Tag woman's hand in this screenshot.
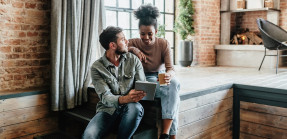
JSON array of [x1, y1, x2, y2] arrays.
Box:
[[136, 51, 147, 63], [164, 72, 172, 84]]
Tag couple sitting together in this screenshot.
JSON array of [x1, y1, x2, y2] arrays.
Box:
[[82, 4, 180, 139]]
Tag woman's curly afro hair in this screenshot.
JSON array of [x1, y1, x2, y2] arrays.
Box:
[[134, 4, 160, 29]]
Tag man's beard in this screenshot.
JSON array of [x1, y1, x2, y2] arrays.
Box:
[[115, 46, 127, 55]]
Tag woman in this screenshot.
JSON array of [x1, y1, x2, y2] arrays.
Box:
[[128, 4, 180, 139]]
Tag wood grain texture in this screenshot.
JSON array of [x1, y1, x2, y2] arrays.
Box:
[[0, 94, 48, 112], [0, 117, 58, 138], [240, 101, 287, 116], [179, 97, 233, 126], [240, 132, 267, 139], [180, 89, 233, 112], [178, 110, 232, 139], [0, 105, 51, 127], [240, 121, 287, 138], [189, 121, 232, 139], [240, 109, 287, 130]]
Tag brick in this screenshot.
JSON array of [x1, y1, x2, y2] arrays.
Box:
[[19, 31, 26, 37], [0, 46, 12, 53], [5, 54, 21, 59], [26, 73, 36, 79], [27, 31, 39, 37], [2, 60, 15, 67], [3, 75, 13, 81], [4, 39, 21, 45], [26, 9, 45, 17], [0, 0, 11, 5], [14, 75, 24, 80], [37, 3, 50, 10], [12, 16, 25, 23], [25, 17, 49, 25], [13, 80, 25, 86], [13, 46, 24, 52], [25, 2, 37, 9], [25, 46, 37, 52], [9, 8, 25, 15], [5, 23, 21, 30], [12, 1, 24, 8], [0, 8, 8, 15]]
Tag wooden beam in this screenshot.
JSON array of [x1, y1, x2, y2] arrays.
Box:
[[240, 109, 287, 130], [179, 97, 233, 126], [240, 121, 287, 138], [178, 110, 232, 138], [0, 117, 58, 138], [240, 101, 287, 116], [1, 94, 48, 112], [180, 89, 233, 112]]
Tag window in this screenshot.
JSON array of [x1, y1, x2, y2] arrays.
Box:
[[104, 0, 175, 61]]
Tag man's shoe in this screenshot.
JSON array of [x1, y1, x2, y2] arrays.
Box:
[[159, 134, 170, 139]]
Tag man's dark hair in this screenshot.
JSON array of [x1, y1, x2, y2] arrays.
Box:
[[134, 4, 160, 29], [99, 26, 123, 50]]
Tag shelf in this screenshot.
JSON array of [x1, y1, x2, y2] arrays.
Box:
[[215, 45, 265, 51], [221, 8, 280, 13]]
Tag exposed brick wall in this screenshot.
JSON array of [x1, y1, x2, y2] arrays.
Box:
[[231, 12, 266, 34], [0, 0, 50, 91], [231, 1, 287, 37], [280, 0, 287, 30], [192, 0, 220, 66], [190, 0, 287, 66]]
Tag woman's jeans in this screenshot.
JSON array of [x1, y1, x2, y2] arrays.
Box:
[[145, 73, 181, 135], [82, 103, 144, 139]]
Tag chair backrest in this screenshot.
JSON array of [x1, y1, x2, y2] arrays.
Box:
[[257, 18, 287, 50]]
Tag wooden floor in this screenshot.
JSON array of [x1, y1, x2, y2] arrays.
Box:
[[175, 66, 287, 94]]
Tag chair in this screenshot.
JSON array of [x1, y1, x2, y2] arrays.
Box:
[[256, 18, 287, 74]]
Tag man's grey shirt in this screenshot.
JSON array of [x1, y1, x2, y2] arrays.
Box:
[[91, 52, 146, 115]]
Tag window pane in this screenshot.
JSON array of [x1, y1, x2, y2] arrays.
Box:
[[144, 0, 153, 5], [106, 11, 117, 27], [123, 30, 131, 39], [132, 0, 143, 9], [165, 32, 174, 48], [155, 0, 164, 12], [118, 12, 130, 29], [131, 15, 138, 29], [104, 0, 116, 7], [119, 0, 130, 8], [131, 30, 140, 38], [165, 14, 174, 30], [157, 14, 164, 25], [165, 0, 174, 13]]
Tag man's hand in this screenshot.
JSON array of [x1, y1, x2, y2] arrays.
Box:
[[136, 51, 147, 63], [119, 89, 146, 104], [128, 89, 146, 102]]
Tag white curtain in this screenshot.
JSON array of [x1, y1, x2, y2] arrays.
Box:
[[51, 0, 105, 111]]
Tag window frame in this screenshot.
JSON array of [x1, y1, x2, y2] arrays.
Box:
[[104, 0, 175, 63]]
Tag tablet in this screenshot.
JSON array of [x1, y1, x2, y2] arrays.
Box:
[[135, 81, 157, 101]]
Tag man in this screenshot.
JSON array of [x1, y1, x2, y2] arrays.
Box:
[[82, 26, 146, 139]]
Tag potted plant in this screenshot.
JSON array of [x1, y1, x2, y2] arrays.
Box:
[[174, 0, 195, 66], [156, 24, 165, 38]]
